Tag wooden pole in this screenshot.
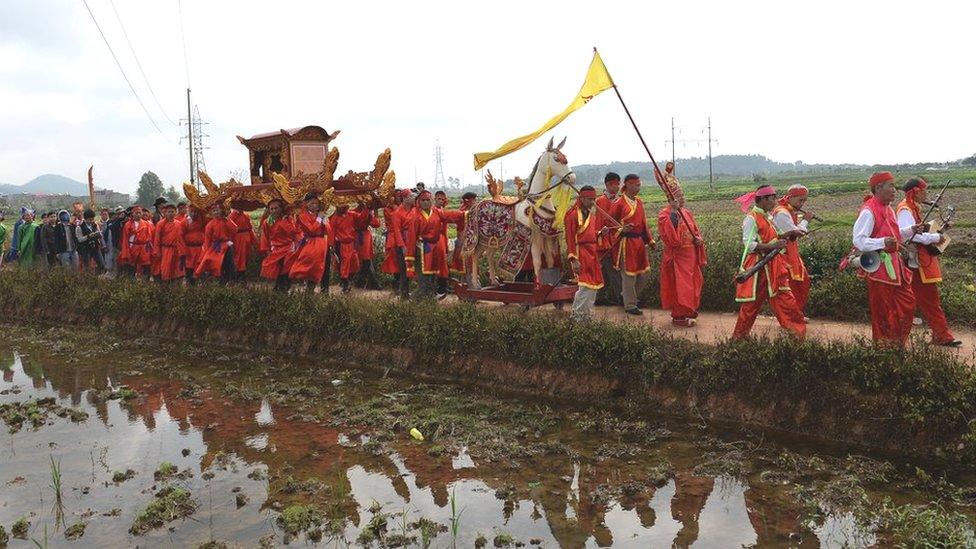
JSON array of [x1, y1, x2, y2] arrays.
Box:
[[595, 47, 696, 237]]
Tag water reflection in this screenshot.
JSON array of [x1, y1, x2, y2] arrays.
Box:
[[0, 346, 880, 547]]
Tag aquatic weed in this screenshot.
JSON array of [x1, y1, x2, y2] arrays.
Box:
[[129, 487, 198, 535]]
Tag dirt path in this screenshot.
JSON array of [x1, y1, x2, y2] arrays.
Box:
[[356, 289, 976, 364]]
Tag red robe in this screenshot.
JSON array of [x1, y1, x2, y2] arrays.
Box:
[[259, 215, 301, 280], [564, 204, 606, 289], [194, 217, 238, 278], [610, 194, 653, 275], [437, 208, 467, 276], [228, 210, 256, 273], [896, 198, 953, 344], [860, 196, 915, 345], [595, 193, 618, 257], [329, 209, 368, 279], [288, 211, 329, 282], [119, 218, 153, 268], [183, 212, 208, 272], [380, 206, 402, 274], [406, 208, 447, 276], [153, 218, 187, 281], [657, 206, 706, 319], [353, 205, 381, 261], [732, 207, 806, 339]]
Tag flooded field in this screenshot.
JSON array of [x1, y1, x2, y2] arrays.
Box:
[[1, 324, 975, 548]]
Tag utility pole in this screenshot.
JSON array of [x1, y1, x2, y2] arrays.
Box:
[[185, 88, 194, 187], [191, 104, 209, 176], [671, 116, 676, 171], [433, 140, 447, 189], [707, 116, 716, 193]]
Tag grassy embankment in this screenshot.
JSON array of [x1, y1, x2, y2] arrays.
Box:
[[1, 269, 975, 463]]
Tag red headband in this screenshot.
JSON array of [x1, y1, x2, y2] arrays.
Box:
[[578, 189, 596, 199], [733, 186, 776, 213], [417, 190, 432, 200], [779, 185, 808, 206], [869, 171, 894, 189]]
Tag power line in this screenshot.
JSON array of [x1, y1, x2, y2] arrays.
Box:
[[80, 0, 172, 142], [106, 0, 177, 126], [177, 0, 191, 87]]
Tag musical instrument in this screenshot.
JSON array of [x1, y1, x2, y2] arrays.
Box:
[[733, 229, 807, 283], [797, 208, 823, 223], [904, 180, 954, 259], [923, 205, 954, 256]]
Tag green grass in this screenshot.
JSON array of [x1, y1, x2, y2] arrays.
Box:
[[2, 269, 976, 463]]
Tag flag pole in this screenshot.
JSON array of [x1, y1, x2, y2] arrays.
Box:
[[596, 47, 696, 237]]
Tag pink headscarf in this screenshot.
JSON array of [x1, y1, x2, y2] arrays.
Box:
[[733, 185, 776, 213]]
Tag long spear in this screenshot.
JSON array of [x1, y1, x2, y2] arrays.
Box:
[[597, 47, 697, 239]]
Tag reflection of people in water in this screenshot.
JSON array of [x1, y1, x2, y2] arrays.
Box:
[[671, 472, 715, 547]]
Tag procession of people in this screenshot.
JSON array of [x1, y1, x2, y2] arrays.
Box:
[[0, 170, 962, 349]]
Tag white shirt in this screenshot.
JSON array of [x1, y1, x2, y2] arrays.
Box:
[[852, 208, 917, 252], [896, 208, 940, 245], [741, 213, 763, 253], [772, 210, 808, 234]]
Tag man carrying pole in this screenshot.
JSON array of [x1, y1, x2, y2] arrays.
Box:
[[732, 185, 806, 339], [609, 174, 655, 315], [657, 184, 706, 327]]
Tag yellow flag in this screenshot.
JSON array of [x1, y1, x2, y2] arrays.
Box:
[[473, 51, 614, 170]]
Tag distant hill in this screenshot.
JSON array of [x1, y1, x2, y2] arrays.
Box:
[[0, 174, 90, 196], [571, 155, 875, 185]]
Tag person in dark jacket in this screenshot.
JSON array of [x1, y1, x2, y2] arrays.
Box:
[[76, 209, 105, 273]]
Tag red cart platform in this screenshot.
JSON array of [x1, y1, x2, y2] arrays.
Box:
[[451, 281, 578, 307]]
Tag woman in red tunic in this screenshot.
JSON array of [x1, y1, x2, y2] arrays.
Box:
[[259, 198, 302, 292], [288, 193, 329, 292], [152, 203, 187, 283], [194, 203, 238, 282]]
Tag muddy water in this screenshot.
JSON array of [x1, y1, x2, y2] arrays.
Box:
[[0, 326, 973, 548]]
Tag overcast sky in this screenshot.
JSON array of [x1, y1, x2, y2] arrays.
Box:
[[2, 0, 973, 194]]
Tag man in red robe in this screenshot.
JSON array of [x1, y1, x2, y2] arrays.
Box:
[[182, 207, 207, 285], [405, 191, 447, 299], [152, 203, 187, 283], [852, 172, 921, 346], [353, 202, 381, 289], [448, 192, 477, 284], [433, 191, 467, 298], [327, 205, 369, 293], [732, 185, 806, 339], [228, 209, 256, 282], [896, 177, 960, 346], [386, 191, 415, 298], [596, 172, 622, 306], [259, 198, 301, 292], [771, 185, 813, 314], [610, 174, 655, 315], [566, 186, 608, 321], [289, 193, 329, 292], [119, 205, 154, 279], [657, 189, 707, 327], [194, 203, 238, 283]]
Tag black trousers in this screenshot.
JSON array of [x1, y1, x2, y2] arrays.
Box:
[[355, 259, 380, 289], [394, 248, 410, 298]]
